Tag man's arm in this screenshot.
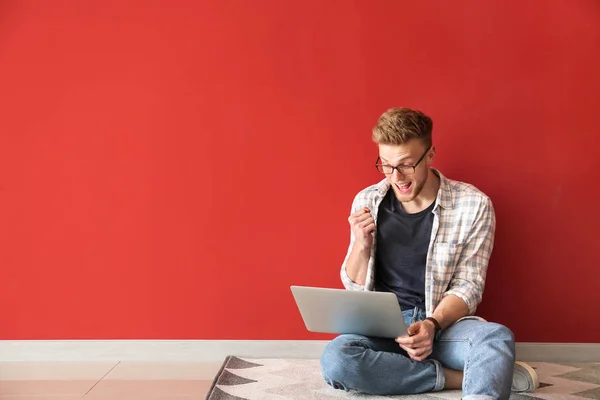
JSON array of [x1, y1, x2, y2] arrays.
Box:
[[397, 197, 496, 361], [341, 206, 375, 289], [442, 196, 496, 315], [344, 243, 371, 285], [396, 294, 469, 361], [428, 294, 469, 329]]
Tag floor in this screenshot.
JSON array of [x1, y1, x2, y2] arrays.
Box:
[[4, 361, 600, 399], [0, 361, 223, 399]]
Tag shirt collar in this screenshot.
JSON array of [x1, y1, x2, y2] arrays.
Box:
[[433, 168, 453, 210]]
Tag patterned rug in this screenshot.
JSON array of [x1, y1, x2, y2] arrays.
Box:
[[205, 356, 600, 400]]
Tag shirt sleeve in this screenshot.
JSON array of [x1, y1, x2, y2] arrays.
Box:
[[443, 196, 496, 315], [340, 194, 367, 291]]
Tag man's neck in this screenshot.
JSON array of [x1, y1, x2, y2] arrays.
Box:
[[401, 169, 441, 214]]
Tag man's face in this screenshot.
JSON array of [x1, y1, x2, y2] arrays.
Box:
[[377, 140, 434, 203]]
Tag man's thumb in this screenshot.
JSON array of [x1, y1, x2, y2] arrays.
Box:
[[407, 322, 420, 336]]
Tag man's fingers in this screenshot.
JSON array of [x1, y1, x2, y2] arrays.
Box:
[[358, 219, 375, 229], [408, 334, 431, 346], [350, 208, 370, 216], [406, 339, 427, 348], [363, 223, 375, 233], [412, 349, 433, 362], [395, 336, 414, 346], [399, 344, 426, 357], [349, 213, 372, 225], [355, 223, 375, 237], [396, 329, 427, 346], [411, 352, 431, 362], [397, 339, 428, 349], [399, 344, 432, 361], [407, 322, 422, 336], [349, 213, 375, 237], [348, 208, 371, 220], [355, 214, 374, 224], [412, 347, 430, 357], [398, 344, 412, 354]]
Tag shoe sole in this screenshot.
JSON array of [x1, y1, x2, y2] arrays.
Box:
[[514, 361, 540, 391]]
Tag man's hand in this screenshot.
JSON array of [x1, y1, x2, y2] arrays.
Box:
[[348, 208, 375, 249], [395, 320, 436, 362]]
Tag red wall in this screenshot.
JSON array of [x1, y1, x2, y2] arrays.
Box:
[[1, 1, 599, 342]]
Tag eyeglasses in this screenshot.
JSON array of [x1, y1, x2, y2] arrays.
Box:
[[375, 146, 431, 176]]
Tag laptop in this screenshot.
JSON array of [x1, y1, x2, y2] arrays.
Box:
[[290, 285, 408, 338]]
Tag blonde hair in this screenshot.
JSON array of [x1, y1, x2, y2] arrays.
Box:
[[372, 108, 433, 147]]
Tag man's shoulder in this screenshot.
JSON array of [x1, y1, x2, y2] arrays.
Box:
[[355, 179, 387, 196], [350, 179, 389, 208], [440, 173, 493, 209], [446, 177, 490, 199]]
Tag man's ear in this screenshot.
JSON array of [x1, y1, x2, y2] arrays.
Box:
[[427, 146, 436, 164]]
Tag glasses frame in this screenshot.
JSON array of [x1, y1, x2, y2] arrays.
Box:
[[375, 146, 432, 176]]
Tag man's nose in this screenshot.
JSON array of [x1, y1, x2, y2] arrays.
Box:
[[391, 168, 405, 182]]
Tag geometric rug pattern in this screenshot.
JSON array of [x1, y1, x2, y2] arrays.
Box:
[[205, 356, 600, 400]]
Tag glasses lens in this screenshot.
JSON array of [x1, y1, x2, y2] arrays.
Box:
[[376, 164, 392, 174], [376, 164, 415, 175]]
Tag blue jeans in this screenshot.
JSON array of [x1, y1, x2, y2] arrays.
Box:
[[320, 307, 516, 400]]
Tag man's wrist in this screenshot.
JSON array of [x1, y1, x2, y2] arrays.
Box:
[[353, 241, 372, 253], [424, 317, 442, 333]]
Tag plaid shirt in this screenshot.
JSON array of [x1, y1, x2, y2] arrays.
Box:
[[340, 169, 496, 318]]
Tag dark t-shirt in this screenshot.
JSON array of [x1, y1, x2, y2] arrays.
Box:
[[374, 189, 435, 311]]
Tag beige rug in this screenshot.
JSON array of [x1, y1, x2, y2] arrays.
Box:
[[205, 356, 600, 400]]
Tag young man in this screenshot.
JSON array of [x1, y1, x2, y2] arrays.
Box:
[[320, 108, 538, 399]]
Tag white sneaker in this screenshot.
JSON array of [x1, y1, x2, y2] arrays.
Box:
[[512, 361, 539, 392]]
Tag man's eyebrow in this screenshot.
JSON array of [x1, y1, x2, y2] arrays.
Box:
[[381, 155, 413, 164]]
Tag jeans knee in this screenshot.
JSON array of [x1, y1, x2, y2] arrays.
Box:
[[320, 335, 362, 390], [489, 323, 515, 343], [479, 323, 516, 360]]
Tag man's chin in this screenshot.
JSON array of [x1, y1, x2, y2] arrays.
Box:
[[398, 194, 418, 203]]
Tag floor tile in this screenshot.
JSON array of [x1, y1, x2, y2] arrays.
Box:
[[104, 362, 222, 380], [82, 379, 213, 400], [0, 396, 81, 400], [0, 363, 117, 381], [84, 395, 197, 400], [0, 380, 96, 396]]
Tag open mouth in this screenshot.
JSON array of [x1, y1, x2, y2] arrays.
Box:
[[395, 182, 412, 194]]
